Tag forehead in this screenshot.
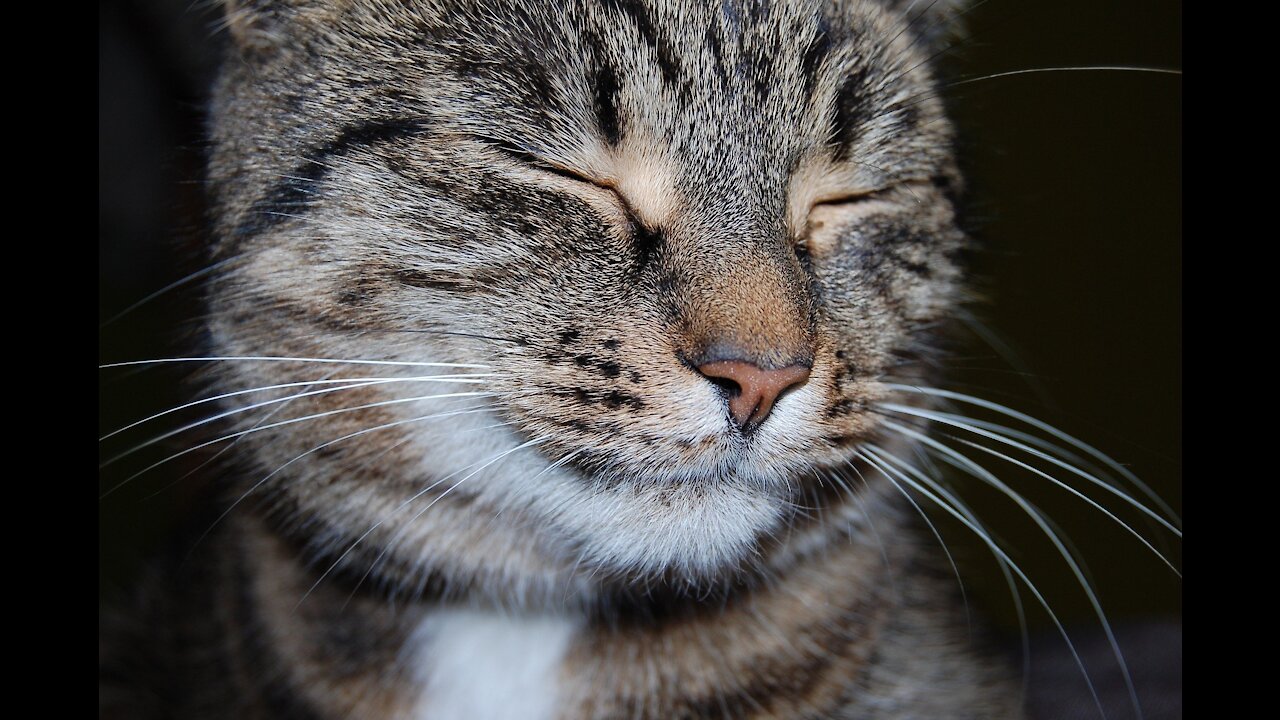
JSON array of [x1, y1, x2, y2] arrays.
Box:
[[319, 0, 947, 179]]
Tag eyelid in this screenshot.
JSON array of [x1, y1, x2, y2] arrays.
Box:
[[533, 162, 611, 191], [801, 185, 903, 255], [474, 136, 612, 191], [477, 137, 652, 233], [810, 187, 885, 208]]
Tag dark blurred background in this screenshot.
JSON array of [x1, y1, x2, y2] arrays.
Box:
[[938, 1, 1182, 635], [100, 0, 1180, 670]]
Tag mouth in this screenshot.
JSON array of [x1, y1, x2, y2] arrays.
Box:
[[546, 414, 833, 491]]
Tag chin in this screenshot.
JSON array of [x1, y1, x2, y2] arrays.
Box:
[[540, 464, 790, 583]]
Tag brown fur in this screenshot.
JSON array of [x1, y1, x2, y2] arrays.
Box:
[[103, 1, 1033, 717]]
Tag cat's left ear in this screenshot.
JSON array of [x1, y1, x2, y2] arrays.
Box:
[[876, 0, 970, 51]]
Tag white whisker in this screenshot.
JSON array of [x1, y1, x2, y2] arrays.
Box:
[[880, 404, 1181, 538], [933, 416, 1120, 497], [850, 446, 1110, 720], [100, 374, 494, 443], [100, 356, 491, 370], [99, 391, 495, 498], [100, 256, 244, 328], [297, 418, 529, 608], [945, 433, 1181, 577], [884, 384, 1180, 525], [862, 443, 1032, 697], [140, 372, 341, 501], [339, 436, 549, 608], [186, 404, 501, 567], [946, 65, 1181, 89], [877, 421, 1143, 720], [835, 460, 899, 595], [853, 449, 972, 633]]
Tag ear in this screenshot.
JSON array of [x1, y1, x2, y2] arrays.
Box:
[[219, 0, 297, 57], [877, 0, 970, 52]]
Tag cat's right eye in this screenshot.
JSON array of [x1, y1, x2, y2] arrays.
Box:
[[533, 163, 614, 193], [476, 136, 610, 191]]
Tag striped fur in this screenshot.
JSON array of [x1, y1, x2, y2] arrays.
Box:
[[104, 1, 1028, 717]]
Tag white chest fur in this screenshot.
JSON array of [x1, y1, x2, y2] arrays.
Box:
[[406, 608, 578, 720]]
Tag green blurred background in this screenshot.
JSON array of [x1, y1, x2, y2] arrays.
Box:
[[100, 0, 1180, 637]]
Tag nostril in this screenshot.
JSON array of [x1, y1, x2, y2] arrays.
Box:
[[706, 375, 741, 398]]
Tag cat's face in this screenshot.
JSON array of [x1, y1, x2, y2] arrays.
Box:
[[205, 0, 966, 590]]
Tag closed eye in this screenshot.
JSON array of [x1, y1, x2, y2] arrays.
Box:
[[472, 135, 658, 242], [473, 135, 612, 191], [526, 157, 608, 189], [801, 186, 905, 257], [810, 188, 885, 208]]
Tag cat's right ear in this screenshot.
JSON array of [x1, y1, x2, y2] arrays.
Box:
[[219, 0, 296, 59]]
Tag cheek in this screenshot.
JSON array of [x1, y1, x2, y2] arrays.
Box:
[[808, 209, 963, 323]]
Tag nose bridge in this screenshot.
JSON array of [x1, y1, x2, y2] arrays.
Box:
[[670, 215, 815, 369]]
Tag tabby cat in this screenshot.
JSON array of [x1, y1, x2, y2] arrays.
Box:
[[99, 1, 1179, 718]]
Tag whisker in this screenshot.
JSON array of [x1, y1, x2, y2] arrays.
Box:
[[99, 391, 496, 498], [943, 432, 1181, 578], [859, 444, 1031, 705], [876, 406, 1178, 584], [100, 374, 494, 443], [139, 371, 341, 501], [946, 65, 1181, 90], [880, 405, 1181, 539], [338, 329, 526, 345], [101, 379, 494, 469], [834, 461, 899, 596], [882, 415, 1179, 578], [465, 446, 585, 558], [100, 356, 491, 370], [885, 61, 1181, 119], [853, 449, 972, 634], [338, 436, 549, 608], [853, 441, 1110, 720], [930, 416, 1118, 494], [296, 417, 534, 608], [100, 255, 244, 329], [184, 403, 501, 568], [879, 420, 1143, 720], [884, 383, 1180, 525]]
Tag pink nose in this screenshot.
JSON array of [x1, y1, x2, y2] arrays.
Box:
[[696, 360, 811, 431]]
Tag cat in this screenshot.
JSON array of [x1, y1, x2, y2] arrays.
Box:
[[99, 1, 1180, 718]]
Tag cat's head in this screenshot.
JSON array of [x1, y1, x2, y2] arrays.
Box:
[[206, 0, 967, 597]]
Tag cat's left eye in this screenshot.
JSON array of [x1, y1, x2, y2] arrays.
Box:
[[810, 188, 884, 209], [801, 187, 902, 256]]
